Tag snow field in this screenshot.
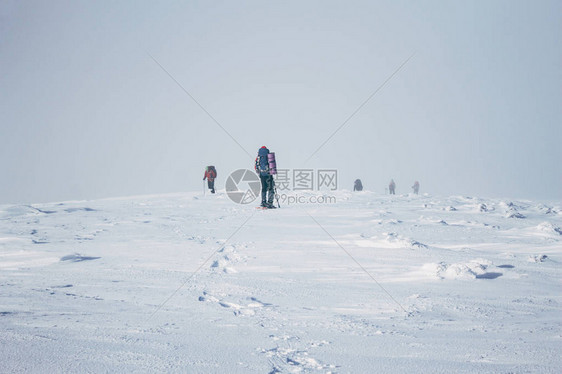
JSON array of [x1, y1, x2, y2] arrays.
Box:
[[0, 191, 561, 372]]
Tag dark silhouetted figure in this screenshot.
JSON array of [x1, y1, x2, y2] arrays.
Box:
[[203, 166, 217, 194], [354, 179, 363, 191], [389, 179, 396, 195], [255, 146, 275, 208], [412, 181, 420, 194]]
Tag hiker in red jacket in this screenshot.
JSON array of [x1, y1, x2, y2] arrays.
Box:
[[203, 166, 217, 194]]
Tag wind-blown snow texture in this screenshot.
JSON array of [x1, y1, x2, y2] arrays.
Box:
[[1, 191, 560, 373]]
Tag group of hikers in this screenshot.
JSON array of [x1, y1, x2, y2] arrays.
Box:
[[204, 146, 421, 208], [354, 179, 420, 195], [203, 146, 277, 209]]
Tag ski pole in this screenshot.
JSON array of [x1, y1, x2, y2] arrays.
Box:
[[273, 180, 280, 208]]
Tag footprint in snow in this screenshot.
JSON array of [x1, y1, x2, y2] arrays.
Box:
[[64, 207, 96, 213], [218, 244, 235, 253], [223, 267, 238, 274], [210, 243, 247, 272], [210, 256, 230, 269], [262, 336, 335, 373], [199, 293, 269, 316], [528, 254, 548, 263], [60, 253, 101, 262], [217, 299, 256, 316]]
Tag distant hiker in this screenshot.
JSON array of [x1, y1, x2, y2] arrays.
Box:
[[412, 181, 420, 194], [389, 179, 396, 195], [354, 179, 363, 191], [255, 146, 276, 208], [203, 165, 217, 194]]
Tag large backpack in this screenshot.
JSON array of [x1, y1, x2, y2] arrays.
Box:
[[255, 147, 270, 177], [207, 166, 217, 179]]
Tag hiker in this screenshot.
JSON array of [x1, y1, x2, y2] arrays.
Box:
[[389, 179, 396, 195], [203, 165, 217, 194], [354, 179, 363, 191], [255, 146, 276, 208], [412, 181, 420, 194]]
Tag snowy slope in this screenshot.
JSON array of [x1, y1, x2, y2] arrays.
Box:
[[1, 191, 561, 373]]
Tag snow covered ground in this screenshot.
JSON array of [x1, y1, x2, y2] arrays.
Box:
[[1, 191, 561, 373]]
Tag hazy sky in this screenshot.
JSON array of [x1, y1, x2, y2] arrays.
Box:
[[1, 0, 560, 204]]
